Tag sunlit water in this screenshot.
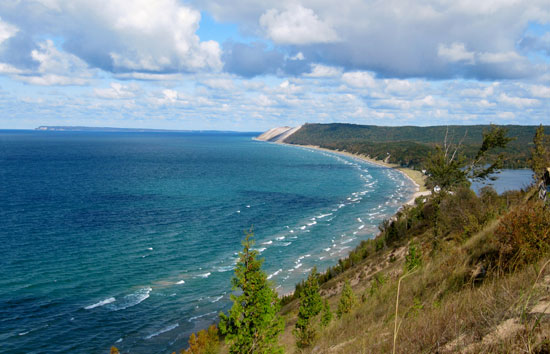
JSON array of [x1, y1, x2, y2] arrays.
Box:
[[0, 130, 416, 353]]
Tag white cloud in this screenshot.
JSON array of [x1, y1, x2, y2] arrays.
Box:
[[438, 42, 475, 63], [305, 64, 341, 78], [94, 82, 139, 99], [16, 40, 93, 86], [0, 17, 17, 45], [259, 5, 339, 45], [499, 93, 539, 108], [342, 71, 376, 88], [103, 0, 222, 72], [529, 84, 550, 98]]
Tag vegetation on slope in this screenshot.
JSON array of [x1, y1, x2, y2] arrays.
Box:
[[285, 123, 549, 169]]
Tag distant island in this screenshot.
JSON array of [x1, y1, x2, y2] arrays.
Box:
[[35, 126, 245, 133]]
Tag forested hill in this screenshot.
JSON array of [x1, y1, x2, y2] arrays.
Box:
[[284, 123, 548, 169]]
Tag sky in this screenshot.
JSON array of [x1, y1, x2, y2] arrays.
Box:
[[0, 0, 549, 131]]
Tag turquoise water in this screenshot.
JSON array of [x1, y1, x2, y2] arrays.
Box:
[[0, 131, 415, 353]]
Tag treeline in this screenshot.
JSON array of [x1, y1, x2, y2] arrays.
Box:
[[284, 123, 548, 169]]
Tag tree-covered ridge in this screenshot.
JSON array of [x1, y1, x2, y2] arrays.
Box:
[[284, 123, 549, 168]]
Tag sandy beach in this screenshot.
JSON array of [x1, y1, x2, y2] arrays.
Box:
[[277, 143, 431, 206]]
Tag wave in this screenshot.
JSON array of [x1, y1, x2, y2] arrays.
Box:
[[276, 236, 285, 240], [176, 280, 185, 285], [357, 217, 363, 223], [307, 221, 317, 226], [358, 225, 365, 230], [111, 288, 152, 311], [267, 269, 283, 280], [299, 225, 306, 230], [85, 297, 116, 310], [317, 213, 333, 219], [145, 323, 179, 340], [188, 311, 217, 322], [216, 266, 234, 272], [280, 242, 291, 247], [197, 273, 211, 278], [261, 240, 273, 245], [211, 295, 224, 303], [256, 247, 266, 253]]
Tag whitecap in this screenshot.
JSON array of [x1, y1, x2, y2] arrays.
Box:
[[147, 247, 153, 251], [145, 323, 179, 340], [111, 288, 151, 311], [116, 338, 123, 343], [246, 205, 251, 208], [324, 247, 331, 251], [267, 269, 283, 280], [307, 221, 317, 226], [317, 213, 333, 219], [276, 236, 285, 240], [338, 204, 345, 208], [256, 248, 266, 253], [280, 242, 291, 246], [236, 210, 241, 213], [18, 331, 29, 336], [216, 266, 234, 272], [299, 226, 306, 230], [198, 273, 211, 278], [261, 240, 273, 245], [357, 217, 363, 223], [211, 295, 223, 303], [176, 280, 185, 285], [294, 263, 302, 269], [358, 225, 365, 230], [289, 230, 294, 233], [85, 297, 116, 310]]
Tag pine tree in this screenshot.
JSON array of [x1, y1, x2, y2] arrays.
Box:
[[337, 280, 356, 318], [219, 231, 284, 354], [320, 299, 332, 328], [530, 124, 549, 181], [293, 267, 323, 347]]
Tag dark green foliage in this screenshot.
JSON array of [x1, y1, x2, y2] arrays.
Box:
[[219, 232, 284, 354], [320, 299, 332, 328], [337, 280, 356, 318], [529, 124, 550, 181], [285, 123, 547, 169], [294, 268, 323, 348]]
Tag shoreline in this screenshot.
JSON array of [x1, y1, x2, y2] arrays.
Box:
[[277, 142, 430, 206]]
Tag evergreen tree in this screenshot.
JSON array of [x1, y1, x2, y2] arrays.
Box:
[[530, 124, 549, 181], [320, 299, 332, 328], [293, 267, 323, 347], [219, 231, 284, 354], [337, 280, 356, 318]]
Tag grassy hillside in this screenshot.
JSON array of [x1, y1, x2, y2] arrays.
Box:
[[285, 123, 549, 169], [274, 185, 550, 353]]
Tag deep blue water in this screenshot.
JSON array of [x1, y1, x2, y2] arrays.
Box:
[[471, 169, 534, 194], [0, 131, 416, 354]]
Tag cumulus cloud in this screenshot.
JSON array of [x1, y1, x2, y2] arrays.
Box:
[[0, 0, 221, 75], [94, 82, 139, 99], [259, 5, 338, 45], [438, 43, 475, 64], [16, 40, 93, 85], [192, 0, 550, 79], [342, 71, 376, 88], [0, 17, 17, 45]]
